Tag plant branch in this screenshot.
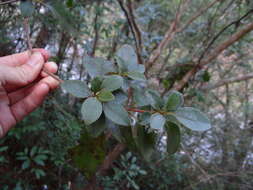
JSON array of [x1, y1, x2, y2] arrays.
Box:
[[117, 0, 143, 64], [198, 8, 253, 63], [0, 0, 19, 5], [174, 21, 253, 91], [23, 17, 63, 83], [126, 0, 143, 65], [145, 0, 220, 72], [201, 72, 253, 91]]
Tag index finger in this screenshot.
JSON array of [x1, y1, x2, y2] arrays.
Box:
[[0, 48, 50, 66]]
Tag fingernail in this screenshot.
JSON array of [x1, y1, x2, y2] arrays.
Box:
[[27, 52, 43, 67]]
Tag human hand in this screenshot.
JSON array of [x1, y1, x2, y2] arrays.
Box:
[[0, 49, 60, 138]]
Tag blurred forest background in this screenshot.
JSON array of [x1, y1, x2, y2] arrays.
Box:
[[0, 0, 253, 189]]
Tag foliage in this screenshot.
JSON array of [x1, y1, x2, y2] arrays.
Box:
[[1, 0, 253, 189]]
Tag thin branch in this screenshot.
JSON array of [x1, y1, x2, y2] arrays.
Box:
[[23, 17, 63, 83], [198, 8, 253, 63], [201, 72, 253, 90], [0, 0, 19, 5], [91, 11, 99, 56], [117, 0, 142, 64], [145, 0, 183, 71], [174, 21, 253, 91], [126, 0, 143, 64], [145, 0, 220, 72]]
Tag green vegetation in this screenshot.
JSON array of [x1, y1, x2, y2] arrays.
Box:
[[1, 0, 253, 189]]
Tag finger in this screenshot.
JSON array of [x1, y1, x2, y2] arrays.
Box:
[[11, 83, 50, 122], [0, 96, 17, 138], [0, 105, 17, 138], [9, 75, 60, 105], [0, 49, 50, 67], [3, 52, 45, 92], [41, 62, 58, 77]]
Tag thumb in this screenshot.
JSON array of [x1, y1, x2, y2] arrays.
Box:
[[3, 52, 45, 87]]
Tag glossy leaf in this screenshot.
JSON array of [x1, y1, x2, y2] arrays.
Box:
[[101, 75, 123, 91], [81, 97, 102, 125], [166, 122, 181, 154], [103, 102, 130, 126], [97, 90, 115, 102], [150, 113, 166, 131], [175, 107, 211, 131], [165, 90, 184, 111], [61, 80, 91, 98]]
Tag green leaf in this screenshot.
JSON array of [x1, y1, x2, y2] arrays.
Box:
[[0, 146, 8, 152], [84, 56, 116, 78], [61, 80, 91, 98], [33, 156, 45, 166], [97, 90, 115, 102], [116, 45, 145, 73], [103, 102, 130, 126], [175, 107, 211, 131], [20, 1, 34, 17], [166, 122, 181, 154], [147, 90, 164, 110], [33, 169, 46, 179], [69, 132, 106, 178], [101, 75, 123, 91], [106, 120, 123, 142], [133, 87, 150, 107], [91, 77, 103, 93], [87, 115, 106, 138], [125, 72, 146, 81], [136, 126, 157, 161], [81, 97, 102, 125], [66, 0, 73, 8], [165, 90, 184, 111], [22, 160, 30, 170], [150, 113, 166, 131], [47, 1, 78, 36]]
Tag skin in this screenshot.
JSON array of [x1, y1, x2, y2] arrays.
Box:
[[0, 49, 60, 138]]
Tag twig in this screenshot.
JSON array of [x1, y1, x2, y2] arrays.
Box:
[[117, 0, 143, 64], [42, 68, 63, 83], [23, 18, 33, 54], [145, 0, 220, 72], [174, 21, 253, 91], [198, 8, 253, 63], [0, 0, 19, 5], [23, 17, 63, 83], [201, 72, 253, 91]]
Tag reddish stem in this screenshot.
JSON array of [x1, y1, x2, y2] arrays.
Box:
[[126, 108, 152, 113]]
